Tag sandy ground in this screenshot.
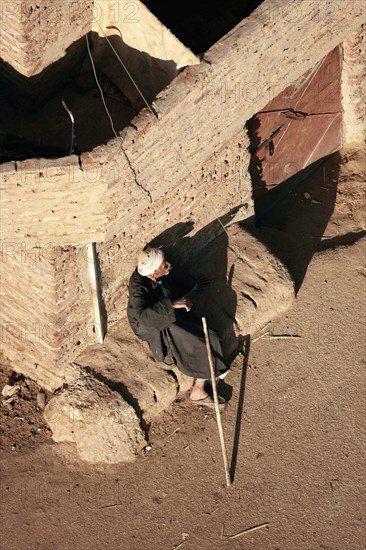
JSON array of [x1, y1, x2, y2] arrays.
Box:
[[0, 236, 365, 550]]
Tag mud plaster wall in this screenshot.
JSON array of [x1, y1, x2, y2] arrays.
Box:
[[91, 0, 198, 69], [0, 0, 197, 111], [0, 246, 93, 391], [0, 0, 196, 78], [87, 0, 198, 109], [0, 0, 94, 76], [341, 25, 366, 145], [80, 0, 365, 241]]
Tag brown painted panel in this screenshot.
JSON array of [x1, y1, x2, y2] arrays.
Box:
[[248, 46, 342, 197]]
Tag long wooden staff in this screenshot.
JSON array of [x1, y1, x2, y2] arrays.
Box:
[[202, 317, 231, 487]]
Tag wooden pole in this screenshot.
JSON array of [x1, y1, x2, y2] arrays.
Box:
[[86, 242, 104, 344], [202, 317, 231, 487]]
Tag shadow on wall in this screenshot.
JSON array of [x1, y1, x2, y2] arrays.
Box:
[[0, 31, 178, 162], [85, 31, 178, 110], [142, 148, 345, 359], [145, 207, 248, 363], [244, 56, 354, 292], [248, 152, 340, 293]]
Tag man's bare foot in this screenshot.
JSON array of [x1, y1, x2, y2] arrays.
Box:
[[190, 378, 208, 401], [190, 389, 209, 401]]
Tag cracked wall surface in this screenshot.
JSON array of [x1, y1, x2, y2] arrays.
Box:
[[98, 130, 253, 323]]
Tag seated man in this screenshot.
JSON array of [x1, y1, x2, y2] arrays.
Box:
[[127, 247, 229, 407]]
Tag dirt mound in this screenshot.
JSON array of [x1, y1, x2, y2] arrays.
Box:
[[0, 360, 52, 452], [44, 363, 146, 464]]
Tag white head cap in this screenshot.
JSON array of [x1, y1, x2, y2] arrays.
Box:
[[137, 247, 164, 276]]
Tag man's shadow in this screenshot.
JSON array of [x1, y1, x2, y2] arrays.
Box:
[[147, 208, 247, 367], [230, 335, 250, 482]]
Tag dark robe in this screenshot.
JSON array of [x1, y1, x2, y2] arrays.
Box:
[[127, 264, 227, 379]]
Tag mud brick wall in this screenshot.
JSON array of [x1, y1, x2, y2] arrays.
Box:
[[341, 25, 366, 144], [0, 245, 94, 391], [92, 0, 198, 70], [82, 0, 365, 243], [0, 0, 93, 76], [97, 130, 253, 323], [0, 0, 198, 110], [0, 156, 109, 245], [0, 249, 58, 389], [0, 0, 93, 108]]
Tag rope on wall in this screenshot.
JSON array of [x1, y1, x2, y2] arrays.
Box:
[[85, 33, 153, 204]]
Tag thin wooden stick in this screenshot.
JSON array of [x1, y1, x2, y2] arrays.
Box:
[[252, 333, 300, 343], [165, 422, 185, 440], [260, 320, 271, 332], [261, 334, 300, 340], [222, 521, 269, 539], [202, 317, 232, 487], [252, 331, 270, 343], [100, 503, 123, 509]]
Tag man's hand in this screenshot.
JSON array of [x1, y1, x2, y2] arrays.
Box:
[[171, 298, 192, 312]]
